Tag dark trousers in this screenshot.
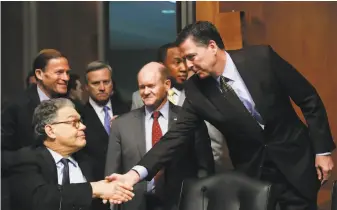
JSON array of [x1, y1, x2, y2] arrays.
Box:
[[260, 162, 317, 210]]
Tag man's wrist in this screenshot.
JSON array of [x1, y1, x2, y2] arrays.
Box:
[[127, 169, 141, 184], [90, 181, 103, 198]]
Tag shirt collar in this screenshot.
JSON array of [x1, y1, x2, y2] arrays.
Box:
[[145, 100, 169, 121], [170, 87, 181, 96], [37, 85, 50, 102], [216, 51, 238, 84], [89, 97, 112, 113], [46, 147, 78, 167]]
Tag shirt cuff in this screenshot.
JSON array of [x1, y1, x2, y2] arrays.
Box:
[[316, 152, 331, 156], [131, 165, 148, 180]]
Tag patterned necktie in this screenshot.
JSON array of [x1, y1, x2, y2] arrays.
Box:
[[60, 158, 70, 185], [103, 106, 111, 135], [152, 111, 162, 145], [220, 76, 264, 124], [151, 111, 164, 194], [167, 89, 177, 105]]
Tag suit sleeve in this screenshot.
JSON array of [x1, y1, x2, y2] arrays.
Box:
[[268, 45, 335, 154], [193, 121, 215, 177], [9, 150, 93, 210], [105, 119, 123, 175], [138, 99, 204, 180]]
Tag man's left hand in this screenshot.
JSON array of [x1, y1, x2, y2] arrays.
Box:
[[315, 155, 334, 185]]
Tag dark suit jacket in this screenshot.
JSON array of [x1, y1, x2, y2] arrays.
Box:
[[105, 103, 215, 210], [82, 95, 130, 181], [7, 146, 103, 210], [137, 45, 335, 200]]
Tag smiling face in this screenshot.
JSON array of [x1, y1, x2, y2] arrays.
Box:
[[179, 37, 218, 79], [138, 63, 171, 110], [35, 57, 71, 96]]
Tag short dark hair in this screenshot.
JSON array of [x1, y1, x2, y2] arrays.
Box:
[[85, 61, 113, 84], [157, 42, 177, 63], [67, 73, 80, 92], [176, 21, 225, 49], [33, 49, 66, 79], [33, 98, 74, 146]]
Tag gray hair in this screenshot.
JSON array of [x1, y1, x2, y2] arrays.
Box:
[[85, 61, 113, 84], [33, 98, 74, 146]]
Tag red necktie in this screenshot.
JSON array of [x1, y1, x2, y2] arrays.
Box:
[[152, 111, 162, 146], [151, 111, 164, 189]]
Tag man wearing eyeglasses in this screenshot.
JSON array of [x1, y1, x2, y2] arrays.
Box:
[[7, 98, 134, 210], [1, 49, 74, 210]]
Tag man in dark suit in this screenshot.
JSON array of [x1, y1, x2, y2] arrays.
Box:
[[105, 62, 214, 210], [82, 61, 130, 182], [8, 98, 134, 210], [107, 21, 335, 210], [1, 49, 73, 210]]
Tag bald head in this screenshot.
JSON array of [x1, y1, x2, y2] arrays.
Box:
[[138, 62, 169, 82], [137, 62, 171, 111]]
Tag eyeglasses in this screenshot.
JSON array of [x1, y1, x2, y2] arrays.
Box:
[[50, 118, 83, 129]]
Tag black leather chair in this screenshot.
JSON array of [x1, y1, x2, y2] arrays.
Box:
[[331, 180, 337, 210], [178, 172, 276, 210]]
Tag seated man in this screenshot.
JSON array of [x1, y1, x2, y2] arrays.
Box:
[[8, 98, 134, 210]]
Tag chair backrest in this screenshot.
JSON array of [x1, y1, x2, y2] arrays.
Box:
[[331, 180, 337, 210], [178, 172, 275, 210]]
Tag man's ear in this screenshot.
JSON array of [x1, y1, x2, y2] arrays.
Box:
[[165, 79, 172, 90], [208, 40, 218, 55], [45, 124, 57, 140], [35, 69, 43, 81]]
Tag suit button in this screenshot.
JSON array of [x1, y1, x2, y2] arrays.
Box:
[[264, 144, 268, 148]]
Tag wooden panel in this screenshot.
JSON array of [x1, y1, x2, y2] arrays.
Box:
[[215, 12, 243, 50], [199, 2, 337, 208], [37, 2, 98, 77]]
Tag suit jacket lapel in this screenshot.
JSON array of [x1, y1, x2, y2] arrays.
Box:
[[37, 146, 58, 184], [85, 103, 109, 138], [229, 50, 266, 120], [133, 108, 146, 157], [168, 103, 178, 128]]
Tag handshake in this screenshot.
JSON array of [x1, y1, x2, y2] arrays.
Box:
[[91, 170, 141, 204]]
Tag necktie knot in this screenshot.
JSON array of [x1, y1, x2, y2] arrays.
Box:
[[103, 106, 110, 112], [60, 158, 69, 166], [60, 158, 70, 185], [152, 111, 161, 119]]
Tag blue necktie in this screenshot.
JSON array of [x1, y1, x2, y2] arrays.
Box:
[[103, 106, 111, 135], [220, 76, 264, 125]]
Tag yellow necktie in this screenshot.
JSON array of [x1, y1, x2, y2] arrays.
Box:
[[167, 89, 177, 105]]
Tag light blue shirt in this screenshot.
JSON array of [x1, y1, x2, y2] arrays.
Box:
[[144, 100, 169, 191], [37, 85, 50, 102], [132, 52, 328, 180], [216, 52, 264, 129], [47, 148, 87, 185]]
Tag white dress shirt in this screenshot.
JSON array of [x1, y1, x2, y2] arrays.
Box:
[[37, 85, 50, 102], [143, 100, 169, 191], [89, 97, 114, 127], [47, 148, 87, 185]]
